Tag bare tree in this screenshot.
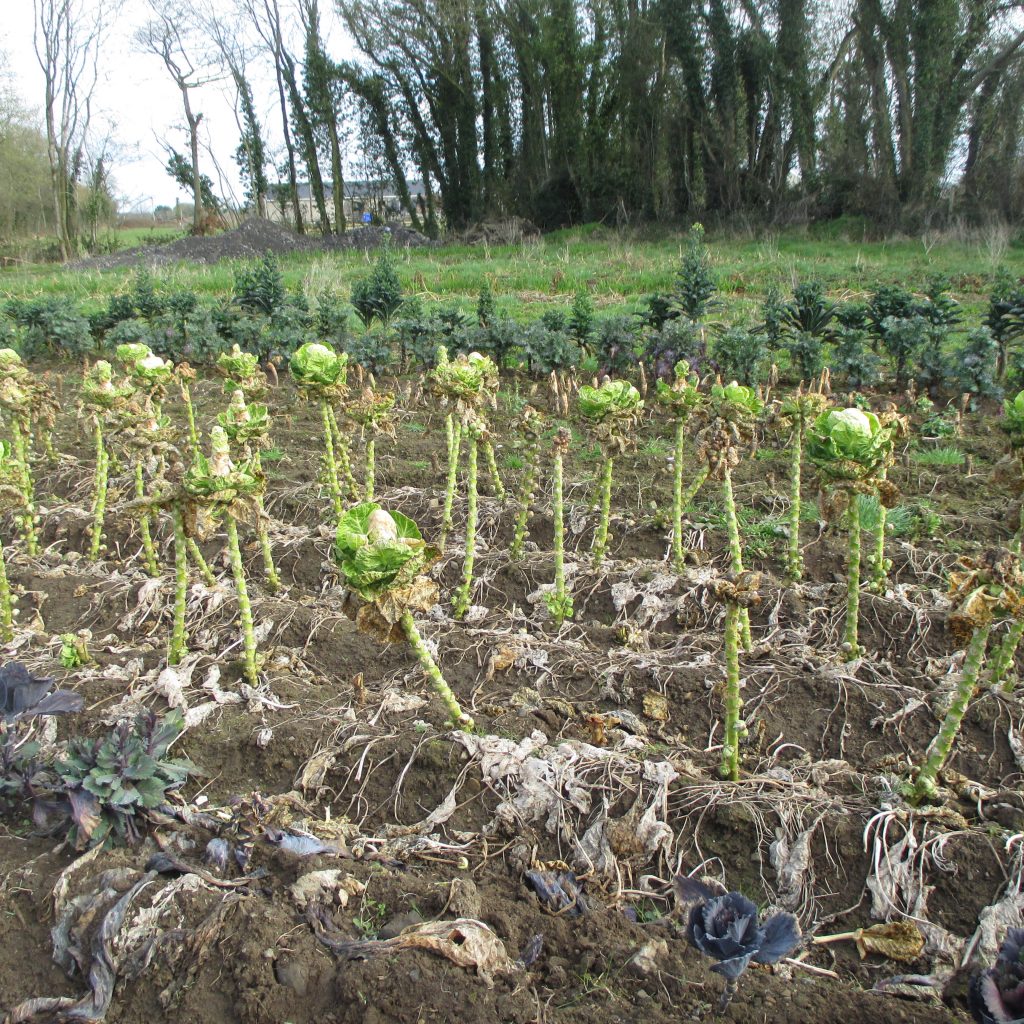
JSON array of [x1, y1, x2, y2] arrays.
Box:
[[32, 0, 116, 259], [136, 3, 223, 234]]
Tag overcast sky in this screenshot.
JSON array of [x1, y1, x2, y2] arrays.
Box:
[[3, 0, 354, 213]]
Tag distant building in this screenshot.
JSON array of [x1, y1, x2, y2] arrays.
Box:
[[267, 180, 427, 228]]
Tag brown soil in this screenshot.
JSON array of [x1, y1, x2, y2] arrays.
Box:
[[1, 374, 1017, 1024]]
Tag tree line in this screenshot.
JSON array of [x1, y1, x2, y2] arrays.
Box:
[[12, 0, 1024, 255]]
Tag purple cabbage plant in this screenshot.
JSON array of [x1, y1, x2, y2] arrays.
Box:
[[971, 929, 1024, 1024], [676, 875, 802, 1011]]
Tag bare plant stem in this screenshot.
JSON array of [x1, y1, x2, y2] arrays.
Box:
[[169, 505, 189, 665], [680, 464, 710, 516], [720, 602, 742, 781], [225, 515, 258, 686], [135, 462, 160, 577], [845, 496, 862, 658], [591, 455, 614, 569], [401, 610, 472, 729], [913, 623, 990, 801], [453, 434, 478, 618], [88, 421, 108, 561]]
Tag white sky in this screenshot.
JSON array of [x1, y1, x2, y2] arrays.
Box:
[[2, 0, 354, 213]]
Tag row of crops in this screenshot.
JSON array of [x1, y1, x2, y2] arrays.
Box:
[[3, 231, 1024, 396]]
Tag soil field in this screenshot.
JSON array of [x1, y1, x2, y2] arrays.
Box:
[[1, 368, 1022, 1024]]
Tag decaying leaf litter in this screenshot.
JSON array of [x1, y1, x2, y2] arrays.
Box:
[[0, 356, 1022, 1024]]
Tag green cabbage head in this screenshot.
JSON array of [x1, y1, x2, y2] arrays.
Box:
[[1003, 389, 1024, 447], [806, 407, 891, 481], [334, 502, 431, 601], [578, 379, 643, 421], [711, 381, 763, 416], [115, 342, 153, 367], [290, 342, 348, 389]]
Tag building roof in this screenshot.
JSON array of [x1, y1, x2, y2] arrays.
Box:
[[282, 180, 426, 201]]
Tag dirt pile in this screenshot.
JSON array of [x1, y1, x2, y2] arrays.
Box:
[[74, 219, 436, 270]]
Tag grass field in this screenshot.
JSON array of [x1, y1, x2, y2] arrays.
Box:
[[2, 224, 1023, 324]]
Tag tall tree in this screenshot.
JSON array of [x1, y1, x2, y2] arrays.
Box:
[[137, 4, 223, 233], [32, 0, 115, 259]]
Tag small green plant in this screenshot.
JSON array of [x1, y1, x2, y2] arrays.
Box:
[[351, 239, 403, 329], [711, 327, 766, 385], [346, 385, 396, 502], [56, 710, 194, 848], [59, 633, 91, 669], [234, 252, 287, 317], [673, 223, 719, 324], [912, 446, 965, 468]]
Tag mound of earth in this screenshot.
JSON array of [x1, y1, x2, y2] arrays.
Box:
[[74, 218, 435, 270], [457, 216, 542, 245]]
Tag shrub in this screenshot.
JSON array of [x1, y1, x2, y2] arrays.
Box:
[[343, 330, 393, 376], [952, 327, 1000, 400], [641, 318, 706, 379], [351, 239, 403, 328], [712, 327, 767, 384], [831, 327, 881, 389], [673, 223, 719, 323], [234, 252, 288, 316], [522, 322, 580, 375], [592, 315, 637, 376], [4, 297, 93, 358]]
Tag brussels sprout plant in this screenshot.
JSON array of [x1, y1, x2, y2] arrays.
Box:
[[577, 378, 644, 568], [656, 360, 703, 571], [334, 503, 472, 728], [776, 388, 829, 581], [807, 407, 894, 658]]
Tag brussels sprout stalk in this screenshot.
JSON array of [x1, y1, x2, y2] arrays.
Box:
[[401, 610, 471, 727], [592, 455, 614, 569], [225, 515, 259, 686], [88, 421, 109, 561], [453, 421, 480, 618], [712, 571, 761, 780], [656, 361, 703, 570], [913, 622, 989, 802], [0, 537, 12, 641], [441, 419, 463, 547], [187, 537, 216, 587], [321, 400, 344, 519], [911, 554, 1024, 800], [9, 419, 38, 557], [989, 621, 1024, 692], [482, 438, 505, 500], [135, 462, 160, 576], [721, 602, 742, 780], [845, 498, 862, 656], [509, 407, 543, 561], [722, 466, 753, 651], [807, 407, 894, 661], [546, 428, 573, 625], [327, 405, 359, 500], [169, 505, 189, 664]]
